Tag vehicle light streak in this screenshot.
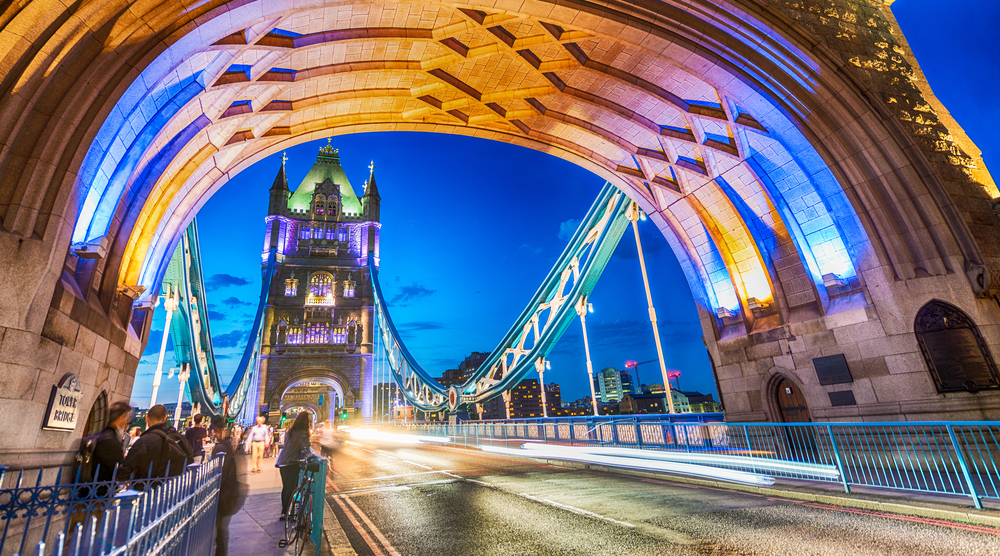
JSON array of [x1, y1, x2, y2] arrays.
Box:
[[520, 444, 840, 479], [342, 428, 451, 444], [481, 444, 776, 486]]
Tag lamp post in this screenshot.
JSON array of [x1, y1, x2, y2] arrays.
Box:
[[150, 284, 180, 407], [173, 364, 191, 427], [576, 297, 599, 416], [626, 202, 675, 414], [535, 357, 550, 418]]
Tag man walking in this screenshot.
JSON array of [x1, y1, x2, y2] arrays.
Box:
[[92, 401, 133, 482], [247, 416, 270, 474], [211, 416, 243, 556], [184, 414, 208, 464], [121, 404, 194, 482]]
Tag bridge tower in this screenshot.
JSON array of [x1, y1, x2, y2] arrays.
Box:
[[256, 142, 381, 423]]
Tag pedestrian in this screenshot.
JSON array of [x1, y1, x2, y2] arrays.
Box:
[[123, 426, 141, 456], [184, 414, 208, 464], [247, 416, 270, 474], [276, 413, 313, 521], [121, 404, 194, 483], [270, 426, 280, 458], [92, 401, 133, 482], [319, 422, 340, 458], [211, 416, 244, 556]]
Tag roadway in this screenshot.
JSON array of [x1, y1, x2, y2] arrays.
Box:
[[325, 439, 1000, 556]]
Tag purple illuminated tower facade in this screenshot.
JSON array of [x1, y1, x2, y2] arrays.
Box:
[[257, 141, 380, 422]]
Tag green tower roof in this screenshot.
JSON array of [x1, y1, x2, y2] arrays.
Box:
[[287, 140, 363, 215]]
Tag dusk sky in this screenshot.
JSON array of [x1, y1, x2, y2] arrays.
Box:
[[129, 0, 998, 409]]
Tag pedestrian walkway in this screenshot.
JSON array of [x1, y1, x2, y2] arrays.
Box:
[[227, 452, 356, 556]]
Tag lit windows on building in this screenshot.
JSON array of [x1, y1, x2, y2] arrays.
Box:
[[332, 326, 347, 344], [285, 279, 297, 296], [306, 272, 335, 305], [305, 323, 330, 344], [326, 227, 336, 240], [343, 280, 355, 298], [300, 227, 310, 239], [338, 227, 347, 242], [313, 226, 324, 239], [287, 326, 303, 345]]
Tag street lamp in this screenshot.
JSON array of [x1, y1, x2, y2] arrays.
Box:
[[626, 202, 675, 414], [171, 364, 191, 426], [150, 284, 180, 407], [575, 296, 599, 416]]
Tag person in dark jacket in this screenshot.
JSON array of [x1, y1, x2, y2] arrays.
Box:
[[276, 413, 313, 520], [92, 401, 133, 482], [121, 404, 191, 481], [211, 416, 243, 556], [184, 413, 208, 463]]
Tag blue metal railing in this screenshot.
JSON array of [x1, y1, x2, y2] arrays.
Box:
[[0, 457, 222, 556], [391, 418, 1000, 509]]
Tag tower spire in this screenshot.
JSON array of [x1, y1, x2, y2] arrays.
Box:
[[270, 151, 290, 192], [363, 159, 381, 221]]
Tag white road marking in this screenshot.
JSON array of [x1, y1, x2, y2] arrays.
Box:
[[464, 478, 491, 487], [518, 493, 636, 528], [401, 459, 432, 469]]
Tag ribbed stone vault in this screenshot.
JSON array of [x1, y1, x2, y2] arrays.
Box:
[[1, 0, 999, 436]]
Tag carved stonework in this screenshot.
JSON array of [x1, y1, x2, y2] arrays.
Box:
[[915, 300, 1000, 393]]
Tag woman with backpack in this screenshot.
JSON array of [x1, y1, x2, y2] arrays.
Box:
[[275, 413, 314, 520]]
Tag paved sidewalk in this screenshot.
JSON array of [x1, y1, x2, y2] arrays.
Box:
[[227, 452, 356, 556]]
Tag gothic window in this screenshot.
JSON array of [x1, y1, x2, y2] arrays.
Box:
[[276, 319, 288, 344], [285, 279, 297, 296], [332, 326, 347, 344], [306, 322, 330, 344], [287, 326, 303, 344], [343, 280, 355, 298], [300, 227, 310, 240], [313, 226, 324, 239], [338, 227, 348, 242], [309, 273, 333, 296], [326, 227, 336, 240], [83, 391, 108, 436], [314, 194, 326, 215], [915, 300, 1000, 393], [347, 321, 357, 344]]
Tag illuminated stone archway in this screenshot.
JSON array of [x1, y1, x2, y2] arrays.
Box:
[[2, 0, 999, 465]]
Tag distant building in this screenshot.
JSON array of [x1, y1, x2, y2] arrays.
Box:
[[479, 378, 550, 419], [681, 391, 721, 413], [438, 351, 490, 387], [544, 382, 563, 416], [619, 370, 635, 396], [619, 393, 666, 414], [670, 390, 691, 413], [593, 367, 624, 403]]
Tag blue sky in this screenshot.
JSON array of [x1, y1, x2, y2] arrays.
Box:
[[129, 2, 998, 408]]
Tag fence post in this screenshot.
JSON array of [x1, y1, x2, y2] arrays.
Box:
[[946, 424, 983, 510], [827, 425, 851, 494], [312, 458, 327, 556]]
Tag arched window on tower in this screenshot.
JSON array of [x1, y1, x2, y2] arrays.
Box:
[[306, 322, 330, 344], [285, 279, 297, 297], [332, 325, 347, 344], [343, 278, 355, 298], [300, 226, 310, 240], [287, 325, 303, 345], [83, 391, 108, 436], [276, 319, 288, 345], [915, 300, 1000, 393], [306, 273, 335, 305], [314, 194, 326, 216], [338, 227, 348, 242]]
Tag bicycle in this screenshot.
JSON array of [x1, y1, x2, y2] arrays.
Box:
[[280, 457, 322, 555]]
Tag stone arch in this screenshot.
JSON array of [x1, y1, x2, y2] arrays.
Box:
[[272, 368, 351, 411], [760, 368, 811, 424], [8, 0, 990, 334], [0, 0, 998, 459]]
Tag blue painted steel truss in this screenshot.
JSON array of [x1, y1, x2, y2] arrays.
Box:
[[371, 183, 632, 411]]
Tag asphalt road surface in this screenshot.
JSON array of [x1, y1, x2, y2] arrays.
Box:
[[325, 439, 1000, 556]]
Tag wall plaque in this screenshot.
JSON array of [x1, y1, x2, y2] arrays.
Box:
[[915, 300, 1000, 393], [813, 354, 853, 385], [42, 373, 83, 432], [828, 390, 857, 407]]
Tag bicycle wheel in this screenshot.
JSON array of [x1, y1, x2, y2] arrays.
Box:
[[284, 486, 305, 546], [294, 490, 313, 556]]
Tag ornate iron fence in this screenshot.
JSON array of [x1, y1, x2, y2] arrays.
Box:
[[0, 457, 222, 556]]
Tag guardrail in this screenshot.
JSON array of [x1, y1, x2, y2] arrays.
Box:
[[0, 457, 222, 556], [391, 418, 1000, 509]]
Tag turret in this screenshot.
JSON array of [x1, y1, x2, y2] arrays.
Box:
[[362, 161, 381, 222], [268, 152, 291, 216]]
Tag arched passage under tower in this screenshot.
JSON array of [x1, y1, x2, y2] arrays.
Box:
[[1, 0, 999, 467]]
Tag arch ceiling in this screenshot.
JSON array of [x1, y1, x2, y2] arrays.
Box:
[[5, 0, 994, 341]]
